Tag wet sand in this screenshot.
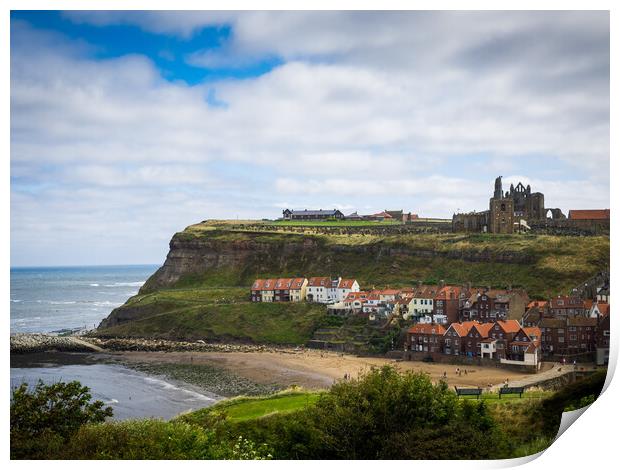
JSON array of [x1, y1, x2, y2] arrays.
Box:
[[114, 349, 538, 390]]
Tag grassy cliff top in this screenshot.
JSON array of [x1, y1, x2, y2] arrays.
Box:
[[178, 221, 609, 274]]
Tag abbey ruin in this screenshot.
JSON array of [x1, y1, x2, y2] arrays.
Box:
[[453, 177, 559, 234]]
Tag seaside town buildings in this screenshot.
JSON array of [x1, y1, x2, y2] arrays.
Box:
[[250, 269, 610, 369], [252, 276, 359, 304]]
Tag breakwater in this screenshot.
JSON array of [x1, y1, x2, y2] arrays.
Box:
[[10, 333, 305, 355]]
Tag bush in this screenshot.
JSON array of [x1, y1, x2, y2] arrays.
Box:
[[218, 366, 511, 459], [62, 420, 216, 459], [11, 380, 113, 459]]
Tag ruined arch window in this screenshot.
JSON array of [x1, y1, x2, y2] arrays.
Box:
[[501, 203, 506, 211]]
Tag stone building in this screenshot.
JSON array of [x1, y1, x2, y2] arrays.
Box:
[[507, 182, 545, 221], [452, 176, 546, 233]]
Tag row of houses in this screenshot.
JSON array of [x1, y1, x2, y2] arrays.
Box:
[[407, 320, 542, 366], [406, 280, 611, 365], [251, 277, 360, 303]]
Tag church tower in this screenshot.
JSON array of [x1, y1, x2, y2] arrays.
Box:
[[493, 176, 503, 199], [489, 176, 514, 233]]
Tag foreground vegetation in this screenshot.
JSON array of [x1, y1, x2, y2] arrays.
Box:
[[11, 366, 607, 460]]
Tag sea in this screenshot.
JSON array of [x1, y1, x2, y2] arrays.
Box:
[[10, 265, 158, 334], [10, 265, 220, 419]]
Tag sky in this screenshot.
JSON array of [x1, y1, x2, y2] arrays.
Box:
[[10, 10, 610, 266]]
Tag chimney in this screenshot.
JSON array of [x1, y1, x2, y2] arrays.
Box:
[[439, 279, 445, 288]]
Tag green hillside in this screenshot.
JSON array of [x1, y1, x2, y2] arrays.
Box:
[[96, 222, 609, 343]]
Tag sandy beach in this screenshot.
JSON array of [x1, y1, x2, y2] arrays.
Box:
[[114, 349, 540, 390]]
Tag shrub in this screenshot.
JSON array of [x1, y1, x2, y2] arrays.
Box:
[[219, 366, 511, 459], [62, 420, 216, 459], [10, 380, 113, 459]]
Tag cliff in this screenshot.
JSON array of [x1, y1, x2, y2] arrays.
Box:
[[140, 223, 609, 295], [96, 221, 610, 341]]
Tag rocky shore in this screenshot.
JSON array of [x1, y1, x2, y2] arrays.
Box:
[[125, 362, 283, 397], [88, 336, 305, 353], [10, 334, 103, 354], [10, 333, 306, 355]]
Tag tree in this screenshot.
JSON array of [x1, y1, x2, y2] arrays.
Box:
[[11, 380, 113, 459]]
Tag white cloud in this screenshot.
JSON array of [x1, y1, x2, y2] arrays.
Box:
[[10, 12, 610, 265]]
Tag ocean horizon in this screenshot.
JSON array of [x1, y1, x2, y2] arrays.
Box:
[[10, 264, 159, 334]]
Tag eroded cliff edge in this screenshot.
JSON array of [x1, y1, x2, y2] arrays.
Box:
[[98, 222, 609, 333]]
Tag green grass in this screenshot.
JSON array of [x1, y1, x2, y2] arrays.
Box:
[[165, 227, 609, 300], [180, 391, 322, 424], [270, 220, 403, 227], [98, 296, 327, 344]]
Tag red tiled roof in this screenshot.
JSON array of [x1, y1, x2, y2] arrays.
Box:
[[290, 277, 307, 290], [435, 285, 462, 300], [274, 278, 294, 289], [338, 279, 357, 289], [308, 277, 330, 287], [379, 289, 401, 296], [251, 279, 265, 290], [408, 323, 447, 335], [495, 320, 521, 334], [345, 291, 368, 302], [471, 322, 494, 337], [413, 286, 438, 298], [568, 209, 610, 220], [523, 327, 542, 340], [371, 211, 393, 218], [527, 300, 548, 309], [262, 278, 276, 290], [447, 322, 472, 337], [596, 303, 610, 316]]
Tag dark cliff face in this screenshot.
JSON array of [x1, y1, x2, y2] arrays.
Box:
[[139, 230, 537, 295], [140, 233, 323, 293]]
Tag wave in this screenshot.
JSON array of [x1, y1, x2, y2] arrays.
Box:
[[10, 299, 22, 303], [49, 301, 77, 305], [92, 301, 120, 307], [104, 282, 145, 287], [89, 283, 100, 287], [142, 376, 216, 402]]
